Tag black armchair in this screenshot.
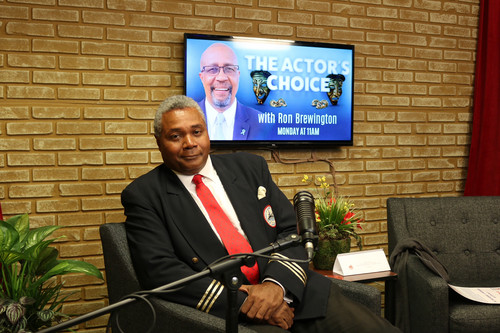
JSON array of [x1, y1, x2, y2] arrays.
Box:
[[100, 222, 382, 332], [386, 196, 500, 333]]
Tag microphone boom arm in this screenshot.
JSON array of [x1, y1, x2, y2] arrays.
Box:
[[38, 234, 303, 333]]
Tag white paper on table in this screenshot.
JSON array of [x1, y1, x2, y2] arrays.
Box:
[[449, 285, 500, 304], [332, 248, 391, 276]]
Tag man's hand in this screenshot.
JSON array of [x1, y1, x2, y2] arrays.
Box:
[[266, 300, 295, 330], [239, 282, 294, 329]]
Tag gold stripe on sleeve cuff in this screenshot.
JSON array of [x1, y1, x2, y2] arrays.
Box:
[[196, 280, 224, 313], [268, 253, 307, 285]]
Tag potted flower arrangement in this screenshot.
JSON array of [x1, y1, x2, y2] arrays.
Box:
[[0, 213, 103, 332], [302, 175, 363, 270]]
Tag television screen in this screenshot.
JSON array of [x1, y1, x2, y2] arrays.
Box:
[[184, 33, 354, 148]]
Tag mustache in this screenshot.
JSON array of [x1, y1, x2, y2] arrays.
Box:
[[210, 85, 232, 92]]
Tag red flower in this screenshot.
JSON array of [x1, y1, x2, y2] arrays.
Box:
[[342, 212, 355, 224]]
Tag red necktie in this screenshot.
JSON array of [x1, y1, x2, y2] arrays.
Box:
[[192, 174, 259, 284]]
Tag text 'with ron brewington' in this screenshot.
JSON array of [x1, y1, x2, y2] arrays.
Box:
[[258, 112, 337, 136]]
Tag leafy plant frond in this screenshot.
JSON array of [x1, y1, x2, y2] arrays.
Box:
[[5, 214, 30, 242], [34, 247, 59, 276], [23, 226, 61, 252], [36, 260, 103, 287], [0, 222, 20, 254], [6, 302, 25, 325], [0, 214, 103, 332]]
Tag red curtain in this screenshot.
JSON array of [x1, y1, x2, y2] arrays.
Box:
[[464, 0, 500, 196]]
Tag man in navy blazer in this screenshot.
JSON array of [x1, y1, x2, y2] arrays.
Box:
[[197, 97, 264, 140], [122, 95, 399, 332], [197, 43, 267, 141]]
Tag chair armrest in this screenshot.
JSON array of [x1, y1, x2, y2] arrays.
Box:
[[150, 297, 257, 333], [330, 278, 381, 316], [148, 283, 380, 331], [406, 255, 449, 332]]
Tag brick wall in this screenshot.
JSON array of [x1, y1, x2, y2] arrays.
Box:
[[0, 0, 479, 331]]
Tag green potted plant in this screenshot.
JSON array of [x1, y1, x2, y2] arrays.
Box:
[[0, 214, 103, 332], [302, 175, 363, 270]]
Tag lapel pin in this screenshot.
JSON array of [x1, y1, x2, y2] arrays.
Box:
[[257, 186, 266, 199]]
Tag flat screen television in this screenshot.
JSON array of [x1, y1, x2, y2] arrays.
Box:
[[184, 33, 354, 148]]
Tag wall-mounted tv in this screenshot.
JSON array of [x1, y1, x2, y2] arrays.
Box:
[[184, 33, 354, 148]]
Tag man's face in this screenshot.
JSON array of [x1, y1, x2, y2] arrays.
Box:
[[156, 107, 210, 175], [199, 44, 240, 111]]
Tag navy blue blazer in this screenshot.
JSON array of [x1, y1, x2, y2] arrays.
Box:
[[197, 99, 267, 140], [122, 152, 331, 320]]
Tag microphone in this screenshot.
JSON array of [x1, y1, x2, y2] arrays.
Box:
[[293, 191, 318, 260]]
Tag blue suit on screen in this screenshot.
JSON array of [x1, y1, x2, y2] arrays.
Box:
[[197, 99, 267, 140]]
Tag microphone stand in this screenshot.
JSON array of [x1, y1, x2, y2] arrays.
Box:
[[38, 234, 302, 333]]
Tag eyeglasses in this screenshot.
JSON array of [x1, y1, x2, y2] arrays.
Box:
[[201, 65, 239, 76]]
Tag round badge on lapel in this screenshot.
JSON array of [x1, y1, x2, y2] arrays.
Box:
[[263, 205, 276, 227]]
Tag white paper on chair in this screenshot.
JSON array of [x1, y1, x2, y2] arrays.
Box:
[[449, 285, 500, 304], [332, 249, 391, 276]]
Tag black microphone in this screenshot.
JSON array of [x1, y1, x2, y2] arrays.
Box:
[[293, 191, 318, 261]]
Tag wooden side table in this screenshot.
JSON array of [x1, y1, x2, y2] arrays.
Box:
[[311, 264, 398, 321], [312, 268, 398, 283]]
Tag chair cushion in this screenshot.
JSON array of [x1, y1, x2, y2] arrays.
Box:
[[449, 296, 500, 333]]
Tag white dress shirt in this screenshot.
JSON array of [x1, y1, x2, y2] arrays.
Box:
[[205, 99, 237, 140]]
